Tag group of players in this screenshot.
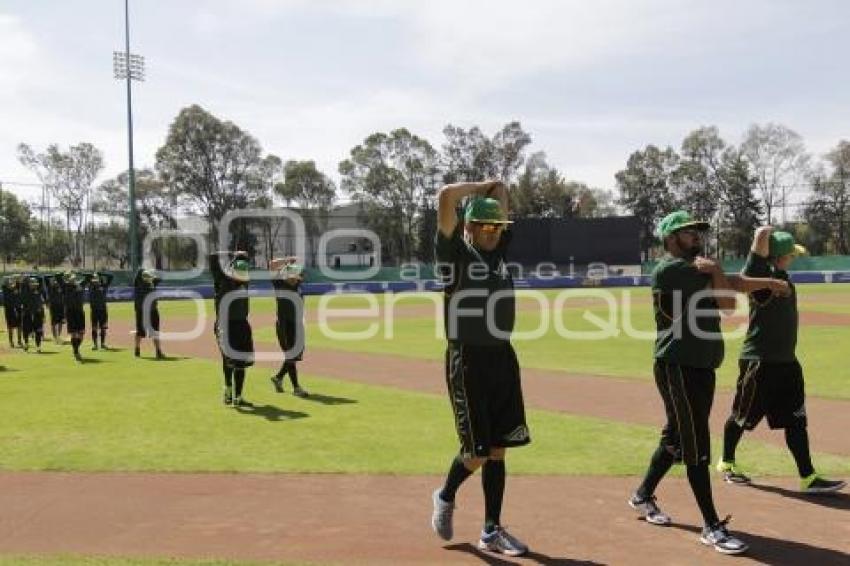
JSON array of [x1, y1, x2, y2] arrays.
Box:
[[429, 180, 845, 558], [1, 269, 164, 362], [1, 258, 308, 409]]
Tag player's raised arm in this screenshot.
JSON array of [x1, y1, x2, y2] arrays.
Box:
[[437, 180, 501, 238]]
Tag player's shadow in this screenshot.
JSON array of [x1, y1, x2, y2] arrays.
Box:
[[747, 482, 850, 511], [670, 523, 849, 565], [141, 355, 189, 362], [33, 350, 59, 355], [80, 358, 109, 364], [298, 392, 357, 406], [235, 404, 309, 422], [444, 543, 603, 565]]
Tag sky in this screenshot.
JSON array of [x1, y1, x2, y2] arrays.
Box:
[[1, 0, 848, 208]]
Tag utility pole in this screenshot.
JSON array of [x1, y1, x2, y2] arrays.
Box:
[[113, 0, 145, 272]]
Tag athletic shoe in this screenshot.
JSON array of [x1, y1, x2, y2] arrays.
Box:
[[628, 493, 671, 526], [801, 474, 846, 494], [716, 460, 751, 485], [92, 344, 98, 351], [74, 352, 83, 363], [223, 387, 233, 406], [22, 343, 29, 352], [155, 350, 166, 360], [700, 516, 748, 555], [134, 347, 140, 358], [431, 489, 455, 541], [477, 526, 529, 557], [232, 396, 253, 408], [293, 386, 309, 398], [270, 376, 284, 393]]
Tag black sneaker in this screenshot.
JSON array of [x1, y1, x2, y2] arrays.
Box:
[[293, 386, 309, 398], [271, 376, 284, 393], [233, 396, 254, 408], [223, 387, 233, 406], [801, 474, 846, 494], [134, 348, 140, 358], [74, 352, 83, 363], [155, 350, 166, 360]]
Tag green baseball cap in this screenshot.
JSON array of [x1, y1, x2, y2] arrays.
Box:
[[464, 197, 512, 224], [657, 210, 711, 239], [229, 258, 251, 283], [769, 231, 807, 258]]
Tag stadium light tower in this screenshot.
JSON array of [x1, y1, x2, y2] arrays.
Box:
[[113, 0, 145, 272]]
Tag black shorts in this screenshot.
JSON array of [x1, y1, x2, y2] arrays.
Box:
[[135, 308, 160, 338], [49, 305, 64, 325], [731, 359, 807, 430], [654, 361, 716, 466], [91, 308, 108, 328], [218, 319, 254, 369], [276, 319, 304, 361], [4, 308, 19, 328], [445, 341, 530, 458], [66, 308, 86, 334], [22, 310, 44, 333]]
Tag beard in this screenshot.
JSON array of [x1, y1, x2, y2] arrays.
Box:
[[676, 235, 703, 260]]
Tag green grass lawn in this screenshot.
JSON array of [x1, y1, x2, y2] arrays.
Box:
[[246, 286, 850, 399], [1, 347, 847, 477]]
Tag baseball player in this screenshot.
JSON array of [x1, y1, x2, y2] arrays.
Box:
[[46, 275, 65, 343], [430, 180, 530, 557], [20, 276, 46, 352], [628, 210, 790, 555], [269, 257, 308, 397], [54, 271, 89, 362], [2, 276, 23, 348], [210, 251, 254, 407], [88, 272, 114, 350], [717, 227, 846, 493], [133, 268, 165, 359]]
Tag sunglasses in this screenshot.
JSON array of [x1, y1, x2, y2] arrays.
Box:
[[472, 222, 506, 234]]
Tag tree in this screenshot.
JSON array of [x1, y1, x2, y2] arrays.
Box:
[[615, 145, 679, 258], [276, 160, 336, 265], [94, 169, 180, 267], [513, 152, 614, 219], [804, 141, 850, 254], [741, 123, 810, 224], [17, 142, 104, 266], [154, 105, 269, 249], [0, 189, 32, 268], [24, 220, 70, 268], [674, 126, 727, 222], [441, 121, 531, 183], [339, 128, 440, 263], [718, 149, 762, 257]]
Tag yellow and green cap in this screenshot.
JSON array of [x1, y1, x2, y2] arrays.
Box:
[[464, 197, 512, 224], [657, 210, 710, 239], [769, 231, 807, 258]]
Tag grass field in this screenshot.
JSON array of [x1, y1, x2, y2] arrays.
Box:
[[2, 284, 849, 565]]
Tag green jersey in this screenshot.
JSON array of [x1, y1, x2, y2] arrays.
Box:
[[739, 252, 797, 362], [652, 256, 724, 369]]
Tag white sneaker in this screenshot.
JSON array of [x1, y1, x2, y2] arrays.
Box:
[[629, 493, 672, 526], [477, 526, 528, 557], [700, 516, 748, 555], [431, 489, 454, 541]]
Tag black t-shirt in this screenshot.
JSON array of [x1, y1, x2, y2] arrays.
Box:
[[2, 283, 20, 310], [89, 274, 113, 311], [652, 255, 724, 369], [209, 254, 249, 322], [435, 223, 515, 345], [134, 270, 160, 314], [21, 284, 45, 312], [272, 278, 302, 322], [740, 253, 797, 362]]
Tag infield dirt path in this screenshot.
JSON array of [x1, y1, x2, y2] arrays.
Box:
[[0, 471, 848, 565], [106, 316, 850, 456]]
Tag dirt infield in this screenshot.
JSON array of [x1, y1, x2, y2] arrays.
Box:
[[1, 472, 848, 565], [103, 317, 850, 456]]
